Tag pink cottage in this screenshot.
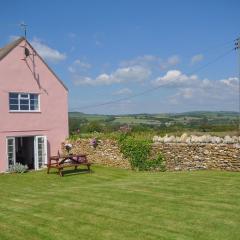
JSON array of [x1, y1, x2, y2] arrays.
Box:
[[0, 37, 68, 172]]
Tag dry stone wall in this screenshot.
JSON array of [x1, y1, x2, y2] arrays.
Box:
[[64, 139, 240, 171], [152, 143, 240, 171], [63, 139, 130, 169]]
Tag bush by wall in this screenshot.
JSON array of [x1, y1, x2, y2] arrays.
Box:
[[118, 134, 166, 171]]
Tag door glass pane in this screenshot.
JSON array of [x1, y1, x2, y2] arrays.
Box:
[[7, 138, 15, 166], [8, 146, 13, 152], [37, 137, 45, 169]]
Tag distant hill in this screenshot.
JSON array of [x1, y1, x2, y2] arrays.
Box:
[[69, 111, 239, 126], [69, 111, 239, 118]]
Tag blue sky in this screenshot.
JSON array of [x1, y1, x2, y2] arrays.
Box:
[[0, 0, 239, 114]]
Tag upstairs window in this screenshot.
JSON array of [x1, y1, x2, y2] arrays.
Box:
[[9, 93, 39, 111]]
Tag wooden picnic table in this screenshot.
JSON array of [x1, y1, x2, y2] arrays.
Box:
[[47, 154, 91, 176]]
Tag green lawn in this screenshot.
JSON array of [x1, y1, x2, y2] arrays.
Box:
[[0, 167, 239, 240]]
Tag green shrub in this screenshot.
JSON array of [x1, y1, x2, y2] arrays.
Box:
[[117, 132, 129, 143], [118, 135, 165, 171], [119, 137, 151, 170], [68, 134, 80, 141], [145, 154, 166, 171], [8, 163, 28, 173]]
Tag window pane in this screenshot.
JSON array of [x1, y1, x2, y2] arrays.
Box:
[[20, 99, 29, 105], [20, 105, 29, 110], [10, 99, 18, 104], [30, 94, 38, 100], [20, 94, 29, 99], [30, 99, 38, 104], [9, 93, 18, 99], [30, 104, 38, 110], [30, 95, 39, 110], [10, 105, 18, 110]]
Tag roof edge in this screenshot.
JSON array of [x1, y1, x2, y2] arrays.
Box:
[[0, 37, 25, 61], [25, 39, 69, 92]]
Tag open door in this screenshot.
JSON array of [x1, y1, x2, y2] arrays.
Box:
[[7, 137, 16, 169], [34, 136, 47, 170]]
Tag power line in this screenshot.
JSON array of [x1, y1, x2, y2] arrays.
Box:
[[75, 47, 234, 111], [188, 39, 233, 57]]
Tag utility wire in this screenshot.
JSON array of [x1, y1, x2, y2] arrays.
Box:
[[69, 39, 235, 110], [75, 47, 235, 111], [187, 39, 233, 58]]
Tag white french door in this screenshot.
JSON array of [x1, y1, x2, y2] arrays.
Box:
[[7, 137, 16, 168], [34, 136, 47, 170]]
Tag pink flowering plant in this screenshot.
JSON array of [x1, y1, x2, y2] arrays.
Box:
[[90, 138, 98, 149]]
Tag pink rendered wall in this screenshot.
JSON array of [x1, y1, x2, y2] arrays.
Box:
[[0, 39, 68, 172]]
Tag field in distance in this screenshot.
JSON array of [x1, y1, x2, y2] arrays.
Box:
[[69, 111, 239, 127]]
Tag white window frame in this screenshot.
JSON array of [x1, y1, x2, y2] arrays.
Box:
[[9, 92, 40, 112], [34, 136, 48, 170]]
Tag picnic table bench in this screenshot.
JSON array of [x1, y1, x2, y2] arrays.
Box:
[[47, 154, 91, 176]]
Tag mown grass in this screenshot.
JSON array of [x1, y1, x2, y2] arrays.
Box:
[[0, 166, 240, 240]]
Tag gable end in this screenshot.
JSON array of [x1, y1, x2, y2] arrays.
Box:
[[0, 37, 68, 92]]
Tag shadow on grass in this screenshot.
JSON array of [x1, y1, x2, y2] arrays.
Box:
[[48, 168, 94, 177]]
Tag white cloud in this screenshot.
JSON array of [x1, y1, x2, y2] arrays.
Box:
[[113, 88, 132, 95], [159, 55, 180, 70], [220, 77, 238, 88], [168, 74, 238, 110], [121, 54, 180, 70], [153, 70, 197, 87], [180, 88, 194, 99], [150, 68, 238, 111], [31, 37, 66, 63], [68, 66, 75, 73], [167, 55, 180, 66], [74, 59, 91, 69], [121, 55, 160, 67], [191, 54, 204, 64], [68, 59, 91, 73], [9, 35, 20, 41], [73, 65, 151, 86], [74, 76, 92, 85]]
